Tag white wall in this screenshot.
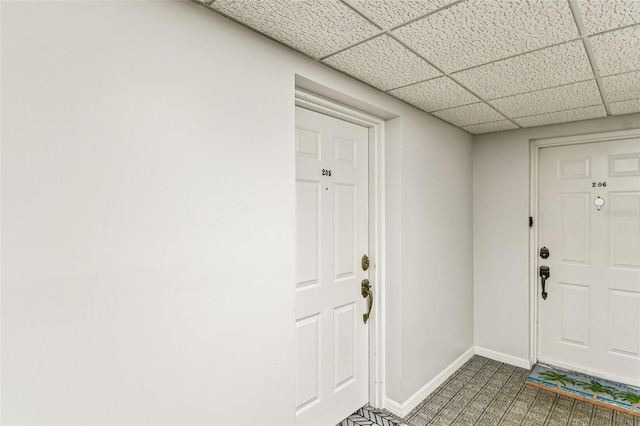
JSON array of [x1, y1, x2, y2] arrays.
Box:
[[382, 100, 474, 406], [398, 108, 474, 401], [1, 1, 474, 424], [473, 113, 640, 363]]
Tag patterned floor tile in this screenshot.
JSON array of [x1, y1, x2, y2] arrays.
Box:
[[402, 355, 640, 426], [339, 406, 408, 426]]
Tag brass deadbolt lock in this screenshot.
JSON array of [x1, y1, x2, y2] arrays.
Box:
[[361, 254, 370, 271]]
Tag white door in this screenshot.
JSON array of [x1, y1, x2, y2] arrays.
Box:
[[295, 106, 370, 426], [538, 137, 640, 387]]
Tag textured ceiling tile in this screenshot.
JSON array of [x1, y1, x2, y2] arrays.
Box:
[[453, 41, 594, 100], [488, 80, 602, 118], [462, 120, 518, 134], [388, 76, 479, 112], [432, 102, 505, 127], [577, 0, 640, 35], [323, 35, 441, 91], [609, 98, 640, 115], [212, 0, 379, 59], [601, 71, 640, 102], [392, 0, 579, 72], [344, 0, 454, 29], [513, 105, 606, 127], [590, 26, 640, 76]]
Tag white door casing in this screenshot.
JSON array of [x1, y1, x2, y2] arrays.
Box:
[[295, 106, 370, 425], [537, 136, 640, 387]]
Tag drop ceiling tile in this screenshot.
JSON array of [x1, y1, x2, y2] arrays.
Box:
[[388, 76, 479, 112], [577, 0, 640, 35], [211, 0, 380, 59], [432, 102, 505, 127], [513, 105, 606, 127], [462, 120, 518, 134], [590, 26, 640, 76], [392, 0, 579, 72], [453, 41, 594, 100], [609, 98, 640, 115], [601, 71, 640, 102], [323, 35, 441, 91], [344, 0, 454, 29], [488, 80, 602, 118]]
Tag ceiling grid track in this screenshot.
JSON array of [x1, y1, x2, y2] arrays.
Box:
[[324, 0, 470, 61], [195, 0, 640, 133], [450, 38, 581, 75], [567, 0, 612, 116], [429, 76, 598, 113], [194, 0, 325, 63], [318, 1, 385, 61], [384, 32, 521, 128], [331, 0, 520, 128], [510, 102, 605, 121]]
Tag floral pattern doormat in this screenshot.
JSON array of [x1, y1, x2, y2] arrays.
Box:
[[526, 363, 640, 417]]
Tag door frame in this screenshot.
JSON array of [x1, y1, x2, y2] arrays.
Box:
[[295, 88, 387, 410], [528, 128, 640, 367]]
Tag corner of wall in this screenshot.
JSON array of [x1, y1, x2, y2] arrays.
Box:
[[384, 117, 404, 403], [384, 347, 475, 418]]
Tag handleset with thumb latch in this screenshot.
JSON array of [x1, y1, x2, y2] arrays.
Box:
[[361, 254, 373, 324], [539, 266, 550, 300], [538, 246, 551, 300], [361, 279, 373, 324]]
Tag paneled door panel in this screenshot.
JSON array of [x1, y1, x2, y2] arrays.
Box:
[[538, 137, 640, 387], [609, 192, 640, 268], [296, 314, 321, 412], [295, 106, 369, 426], [296, 181, 321, 288]]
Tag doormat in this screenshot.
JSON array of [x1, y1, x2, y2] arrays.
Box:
[[526, 362, 640, 417]]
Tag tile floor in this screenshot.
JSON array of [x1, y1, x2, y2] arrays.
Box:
[[339, 406, 409, 426], [340, 355, 640, 425], [404, 356, 640, 425]]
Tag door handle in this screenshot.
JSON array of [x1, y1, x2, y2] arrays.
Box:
[[539, 266, 550, 300], [361, 279, 373, 324]]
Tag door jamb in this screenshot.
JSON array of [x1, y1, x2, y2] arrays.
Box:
[[528, 128, 640, 366], [295, 89, 387, 410]]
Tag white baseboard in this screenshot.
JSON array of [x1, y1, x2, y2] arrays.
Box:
[[383, 346, 532, 418], [474, 346, 531, 369], [384, 347, 475, 418], [383, 397, 405, 418]]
